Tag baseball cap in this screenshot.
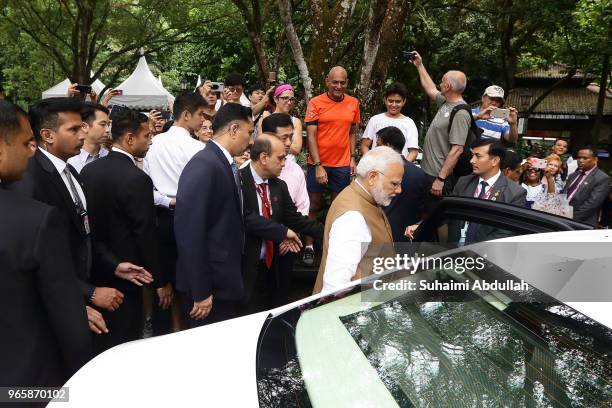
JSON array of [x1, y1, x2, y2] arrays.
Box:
[[483, 85, 505, 101]]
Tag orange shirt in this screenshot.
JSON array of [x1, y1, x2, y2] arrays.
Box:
[[305, 93, 360, 167]]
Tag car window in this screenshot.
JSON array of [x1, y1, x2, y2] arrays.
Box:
[[256, 246, 612, 407]]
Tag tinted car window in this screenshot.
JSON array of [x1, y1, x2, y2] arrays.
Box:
[[256, 248, 612, 407]]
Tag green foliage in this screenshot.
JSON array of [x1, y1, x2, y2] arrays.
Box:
[[0, 0, 608, 112]]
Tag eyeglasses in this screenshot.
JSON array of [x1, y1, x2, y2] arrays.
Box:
[[278, 96, 297, 103], [526, 168, 540, 173], [374, 170, 401, 189]]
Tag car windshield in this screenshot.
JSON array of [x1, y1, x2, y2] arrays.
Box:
[[256, 244, 612, 407]]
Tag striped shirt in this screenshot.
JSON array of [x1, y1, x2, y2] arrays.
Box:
[[472, 107, 510, 141]]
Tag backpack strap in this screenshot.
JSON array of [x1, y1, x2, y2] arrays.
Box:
[[447, 103, 473, 134]]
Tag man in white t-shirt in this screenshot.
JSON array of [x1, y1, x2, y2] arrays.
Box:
[[360, 82, 419, 161]]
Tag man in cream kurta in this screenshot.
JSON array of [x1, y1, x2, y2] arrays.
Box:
[[313, 147, 404, 294]]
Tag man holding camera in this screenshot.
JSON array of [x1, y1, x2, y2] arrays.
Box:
[[471, 85, 518, 144]]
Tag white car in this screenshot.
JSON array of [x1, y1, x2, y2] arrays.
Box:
[[53, 198, 612, 407]]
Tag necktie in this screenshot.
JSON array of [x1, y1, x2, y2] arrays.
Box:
[[566, 170, 586, 198], [231, 161, 243, 214], [63, 166, 92, 276], [63, 167, 86, 214], [86, 153, 99, 165], [465, 181, 488, 244], [256, 182, 274, 269]]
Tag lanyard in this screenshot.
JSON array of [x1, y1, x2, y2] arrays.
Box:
[[474, 183, 495, 200]]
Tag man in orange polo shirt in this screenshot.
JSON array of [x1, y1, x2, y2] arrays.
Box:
[[303, 66, 360, 265]]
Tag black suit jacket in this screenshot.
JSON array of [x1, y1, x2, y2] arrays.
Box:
[[80, 151, 166, 291], [450, 173, 527, 242], [240, 165, 323, 301], [384, 158, 427, 242], [561, 167, 610, 226], [175, 142, 287, 303], [5, 149, 114, 299], [0, 188, 91, 387]]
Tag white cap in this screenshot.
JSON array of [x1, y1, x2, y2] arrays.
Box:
[[483, 85, 505, 100]]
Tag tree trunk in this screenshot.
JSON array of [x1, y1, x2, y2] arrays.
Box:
[[357, 0, 411, 120], [308, 0, 357, 91], [356, 0, 387, 104], [231, 0, 270, 82], [368, 0, 411, 101], [591, 53, 610, 144], [278, 0, 313, 101]]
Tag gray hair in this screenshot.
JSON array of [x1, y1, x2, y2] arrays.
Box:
[[356, 146, 403, 178], [446, 70, 466, 93]]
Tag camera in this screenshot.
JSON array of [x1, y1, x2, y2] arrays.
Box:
[[210, 82, 224, 93], [75, 84, 92, 95], [402, 51, 417, 61], [268, 71, 277, 87]]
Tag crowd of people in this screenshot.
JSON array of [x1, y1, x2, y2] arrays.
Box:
[[1, 51, 610, 389]]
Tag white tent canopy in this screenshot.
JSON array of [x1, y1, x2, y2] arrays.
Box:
[[108, 56, 174, 110], [42, 77, 106, 99]]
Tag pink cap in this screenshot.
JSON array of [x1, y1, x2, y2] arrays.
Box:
[[274, 84, 294, 97]]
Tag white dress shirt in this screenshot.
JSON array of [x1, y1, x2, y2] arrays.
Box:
[[321, 180, 373, 293], [210, 140, 233, 165], [67, 146, 108, 173], [39, 147, 87, 210], [249, 163, 271, 260], [144, 125, 204, 207], [475, 170, 501, 197]]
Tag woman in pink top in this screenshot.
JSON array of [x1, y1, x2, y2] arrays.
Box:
[[257, 84, 303, 157]]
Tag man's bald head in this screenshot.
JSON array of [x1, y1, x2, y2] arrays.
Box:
[[326, 66, 349, 100], [327, 66, 348, 79], [444, 70, 466, 94], [251, 133, 286, 178]]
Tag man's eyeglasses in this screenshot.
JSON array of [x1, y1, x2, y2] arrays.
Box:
[[375, 170, 401, 189], [278, 96, 297, 103]]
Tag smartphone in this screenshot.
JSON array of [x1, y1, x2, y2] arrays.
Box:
[[211, 82, 224, 93], [490, 108, 509, 119], [113, 89, 123, 96], [401, 51, 417, 61], [268, 71, 277, 86], [75, 84, 92, 95], [527, 157, 547, 170], [160, 110, 172, 120]]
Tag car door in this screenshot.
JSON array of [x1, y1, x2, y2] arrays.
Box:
[[412, 197, 591, 252]]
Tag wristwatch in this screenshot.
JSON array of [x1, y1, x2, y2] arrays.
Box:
[[314, 161, 321, 167], [436, 176, 446, 182]]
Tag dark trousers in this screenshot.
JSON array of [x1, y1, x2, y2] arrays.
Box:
[[94, 290, 143, 355], [276, 253, 294, 307], [423, 173, 457, 217], [181, 292, 239, 328], [152, 207, 177, 335], [243, 261, 275, 315]]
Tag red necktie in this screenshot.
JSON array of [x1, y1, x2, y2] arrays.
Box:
[[256, 183, 274, 269]]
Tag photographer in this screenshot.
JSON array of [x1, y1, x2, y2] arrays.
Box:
[[471, 85, 518, 144]]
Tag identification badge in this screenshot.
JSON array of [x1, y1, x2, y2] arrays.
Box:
[[80, 210, 91, 235]]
